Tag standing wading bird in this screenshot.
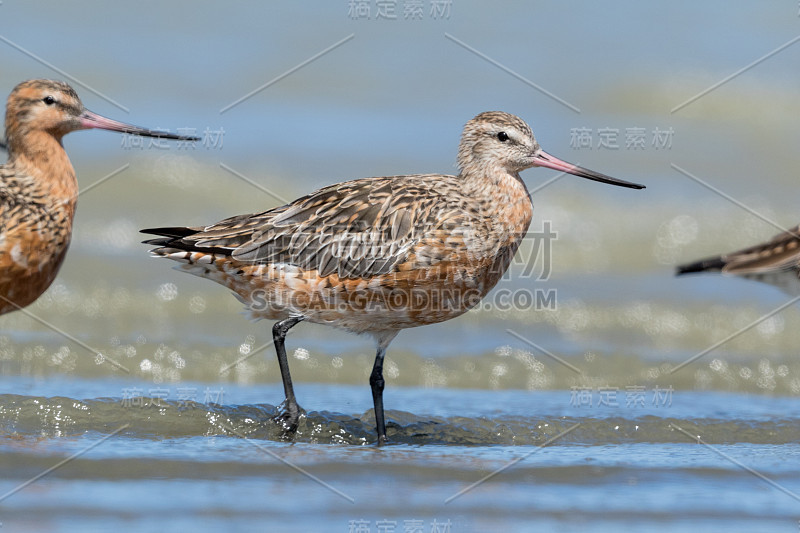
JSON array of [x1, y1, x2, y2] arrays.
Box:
[[0, 79, 198, 316], [142, 111, 645, 443], [676, 226, 800, 296]]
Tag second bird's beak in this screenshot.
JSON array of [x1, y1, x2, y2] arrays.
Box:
[[532, 149, 645, 189], [79, 109, 200, 141]]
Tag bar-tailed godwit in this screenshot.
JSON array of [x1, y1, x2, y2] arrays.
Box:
[[143, 111, 645, 443], [0, 79, 198, 315], [677, 226, 800, 295]]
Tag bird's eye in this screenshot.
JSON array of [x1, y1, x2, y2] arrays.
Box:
[[497, 131, 509, 142], [42, 96, 56, 106]]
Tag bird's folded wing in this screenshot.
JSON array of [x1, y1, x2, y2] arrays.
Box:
[[160, 174, 474, 280], [719, 225, 800, 275]]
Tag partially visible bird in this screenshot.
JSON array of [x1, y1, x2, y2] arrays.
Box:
[[677, 225, 800, 296], [0, 79, 198, 315], [142, 111, 645, 443]]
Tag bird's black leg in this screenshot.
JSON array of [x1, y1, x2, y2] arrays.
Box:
[[369, 346, 388, 444], [272, 316, 304, 432], [369, 332, 397, 444]]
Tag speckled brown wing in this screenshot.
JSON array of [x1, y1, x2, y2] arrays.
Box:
[[716, 226, 800, 275], [0, 164, 74, 312], [145, 174, 481, 280], [0, 166, 39, 233], [0, 165, 73, 243], [677, 225, 800, 276]]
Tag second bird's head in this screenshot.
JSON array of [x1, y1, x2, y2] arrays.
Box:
[[4, 79, 198, 149]]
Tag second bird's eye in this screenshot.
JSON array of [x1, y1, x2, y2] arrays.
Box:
[[42, 96, 56, 106], [497, 131, 509, 142]]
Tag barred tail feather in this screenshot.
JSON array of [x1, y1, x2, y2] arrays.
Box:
[[675, 256, 726, 276]]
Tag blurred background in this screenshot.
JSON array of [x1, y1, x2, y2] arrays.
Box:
[[2, 2, 800, 531], [2, 1, 799, 382]]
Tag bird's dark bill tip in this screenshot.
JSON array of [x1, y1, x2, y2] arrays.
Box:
[[143, 132, 201, 142]]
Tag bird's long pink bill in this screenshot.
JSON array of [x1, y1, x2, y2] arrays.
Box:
[[534, 150, 645, 189], [80, 110, 200, 141]]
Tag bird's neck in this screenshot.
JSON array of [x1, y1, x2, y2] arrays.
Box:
[[460, 163, 533, 233], [460, 163, 527, 201], [7, 129, 78, 202]]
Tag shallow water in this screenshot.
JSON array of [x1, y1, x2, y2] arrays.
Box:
[[3, 1, 800, 531], [3, 380, 800, 532]]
